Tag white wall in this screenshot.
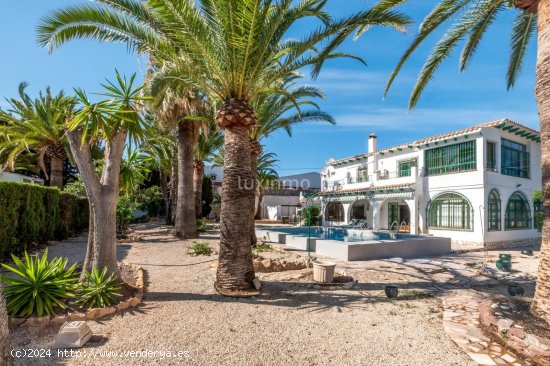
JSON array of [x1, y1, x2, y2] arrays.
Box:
[[0, 172, 44, 185]]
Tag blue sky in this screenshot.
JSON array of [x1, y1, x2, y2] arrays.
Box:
[[0, 1, 539, 175]]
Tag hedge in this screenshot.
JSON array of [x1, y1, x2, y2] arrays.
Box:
[[0, 181, 89, 259]]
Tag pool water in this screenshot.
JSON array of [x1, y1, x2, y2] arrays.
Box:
[[264, 227, 415, 243]]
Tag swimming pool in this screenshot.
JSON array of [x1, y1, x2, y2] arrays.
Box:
[[258, 226, 416, 242], [256, 226, 451, 261]]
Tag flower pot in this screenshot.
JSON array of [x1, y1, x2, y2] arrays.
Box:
[[499, 254, 512, 262], [496, 260, 511, 272], [312, 261, 336, 283], [521, 249, 534, 256], [384, 285, 399, 298], [507, 285, 525, 297]]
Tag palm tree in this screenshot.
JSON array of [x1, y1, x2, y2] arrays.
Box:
[[68, 72, 148, 278], [255, 150, 280, 220], [383, 0, 550, 322], [0, 83, 75, 188], [120, 147, 151, 195], [141, 125, 177, 224], [195, 120, 223, 219], [38, 0, 409, 295]]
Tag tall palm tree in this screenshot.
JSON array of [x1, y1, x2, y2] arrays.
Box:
[[195, 120, 223, 219], [38, 0, 409, 295], [0, 83, 75, 188], [383, 0, 550, 322]]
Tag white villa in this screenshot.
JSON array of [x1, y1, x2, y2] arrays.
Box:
[[319, 119, 542, 248]]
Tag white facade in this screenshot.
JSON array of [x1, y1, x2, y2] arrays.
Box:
[[0, 171, 44, 185], [320, 119, 542, 247]]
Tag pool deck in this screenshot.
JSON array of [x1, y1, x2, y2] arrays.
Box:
[[256, 227, 452, 261]]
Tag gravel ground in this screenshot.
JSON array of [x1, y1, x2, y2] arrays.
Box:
[[10, 222, 477, 366]]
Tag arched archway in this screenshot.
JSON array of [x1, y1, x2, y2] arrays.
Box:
[[427, 192, 473, 230], [349, 200, 369, 221], [505, 191, 531, 229], [325, 201, 345, 222]]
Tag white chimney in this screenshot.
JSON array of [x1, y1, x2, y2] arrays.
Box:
[[368, 133, 377, 153]]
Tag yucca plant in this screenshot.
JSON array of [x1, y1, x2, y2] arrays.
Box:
[[1, 250, 77, 317], [76, 267, 122, 309]]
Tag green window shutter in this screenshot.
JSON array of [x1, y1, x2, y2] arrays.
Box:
[[424, 141, 476, 176]]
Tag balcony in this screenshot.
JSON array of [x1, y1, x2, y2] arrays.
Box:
[[322, 169, 416, 192]]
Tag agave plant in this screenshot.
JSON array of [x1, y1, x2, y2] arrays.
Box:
[[1, 250, 77, 317], [77, 267, 122, 309]]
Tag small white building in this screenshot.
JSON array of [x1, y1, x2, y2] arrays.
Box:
[[0, 171, 44, 185], [320, 119, 541, 248]]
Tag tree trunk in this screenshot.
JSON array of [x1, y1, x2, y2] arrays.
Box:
[[66, 129, 126, 279], [216, 125, 256, 292], [159, 171, 171, 225], [175, 120, 198, 239], [50, 156, 64, 188], [255, 188, 263, 220], [170, 154, 178, 226], [0, 286, 13, 366], [250, 150, 259, 245], [532, 0, 550, 322], [194, 161, 205, 219], [80, 204, 95, 280]]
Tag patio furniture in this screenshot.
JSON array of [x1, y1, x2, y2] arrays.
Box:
[[340, 219, 358, 228], [353, 220, 368, 229]]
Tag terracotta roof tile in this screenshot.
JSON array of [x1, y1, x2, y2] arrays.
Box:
[[329, 119, 539, 166]]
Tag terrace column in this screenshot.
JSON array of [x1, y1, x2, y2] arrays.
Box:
[[371, 200, 381, 230], [406, 198, 418, 235]]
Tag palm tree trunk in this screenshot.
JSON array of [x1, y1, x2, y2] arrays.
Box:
[[532, 0, 550, 322], [50, 156, 64, 188], [255, 188, 263, 220], [159, 171, 171, 225], [216, 125, 256, 292], [250, 150, 259, 245], [194, 161, 204, 219], [170, 154, 178, 225], [175, 120, 198, 239], [0, 286, 13, 366]]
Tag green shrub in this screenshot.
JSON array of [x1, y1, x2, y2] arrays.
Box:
[[197, 218, 210, 233], [1, 249, 77, 317], [0, 182, 89, 260], [133, 186, 163, 217], [187, 241, 212, 256], [116, 195, 137, 231], [76, 267, 122, 309]]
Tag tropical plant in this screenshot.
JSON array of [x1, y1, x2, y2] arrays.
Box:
[[383, 0, 550, 322], [65, 72, 148, 279], [0, 83, 76, 187], [1, 250, 77, 317], [76, 267, 122, 309], [187, 241, 212, 256], [120, 147, 151, 194], [38, 0, 410, 295]]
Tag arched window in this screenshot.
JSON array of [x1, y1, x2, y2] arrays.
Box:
[[428, 193, 472, 230], [325, 202, 344, 222], [488, 189, 501, 231], [505, 192, 531, 230]]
